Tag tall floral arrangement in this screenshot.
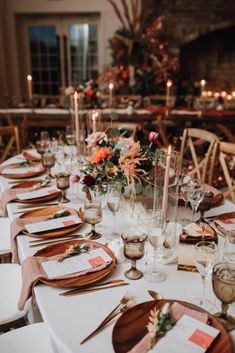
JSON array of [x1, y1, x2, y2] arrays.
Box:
[[106, 0, 178, 96]]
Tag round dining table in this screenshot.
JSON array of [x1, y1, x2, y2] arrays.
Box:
[[1, 152, 235, 353]]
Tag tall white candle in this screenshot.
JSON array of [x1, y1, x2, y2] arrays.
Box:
[[74, 92, 80, 144], [109, 83, 114, 107], [162, 145, 171, 224], [166, 80, 172, 107], [27, 75, 33, 101], [91, 110, 97, 133]]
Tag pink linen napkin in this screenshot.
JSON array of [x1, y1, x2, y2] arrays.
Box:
[[18, 250, 111, 311], [0, 187, 32, 217], [10, 208, 79, 263], [127, 302, 208, 353]]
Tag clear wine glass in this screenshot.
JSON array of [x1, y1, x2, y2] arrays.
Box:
[[107, 182, 122, 237], [212, 262, 235, 331], [83, 199, 102, 240], [187, 179, 205, 222], [192, 240, 217, 311], [144, 211, 166, 283], [55, 172, 70, 203], [223, 235, 235, 263], [122, 229, 147, 280], [66, 126, 76, 146]]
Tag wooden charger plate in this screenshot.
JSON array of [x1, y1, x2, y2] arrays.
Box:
[[35, 239, 116, 288], [1, 162, 45, 179], [20, 205, 82, 239], [12, 180, 61, 203], [180, 222, 217, 244], [112, 299, 233, 353]]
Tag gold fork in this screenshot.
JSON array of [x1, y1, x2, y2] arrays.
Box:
[[80, 296, 136, 344]]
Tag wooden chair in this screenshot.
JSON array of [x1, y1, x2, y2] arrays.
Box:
[[106, 122, 141, 140], [210, 141, 235, 202], [0, 125, 20, 163], [179, 128, 218, 184]]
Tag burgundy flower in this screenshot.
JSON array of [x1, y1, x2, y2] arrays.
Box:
[[149, 131, 159, 143], [82, 175, 96, 187]]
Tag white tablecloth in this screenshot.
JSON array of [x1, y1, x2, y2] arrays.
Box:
[[1, 153, 235, 353]]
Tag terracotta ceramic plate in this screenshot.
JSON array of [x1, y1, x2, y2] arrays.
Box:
[[20, 205, 82, 238], [35, 239, 116, 287], [12, 180, 61, 203], [1, 162, 45, 179], [112, 299, 233, 353], [212, 211, 235, 237]]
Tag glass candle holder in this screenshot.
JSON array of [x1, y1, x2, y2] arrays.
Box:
[[56, 172, 70, 203], [122, 230, 147, 280], [42, 151, 56, 180]]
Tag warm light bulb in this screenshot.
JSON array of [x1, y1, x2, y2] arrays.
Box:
[[109, 83, 114, 90], [207, 91, 212, 97], [214, 92, 219, 98], [166, 80, 172, 87], [200, 79, 206, 86], [221, 91, 227, 97], [227, 95, 232, 100], [27, 75, 32, 81]]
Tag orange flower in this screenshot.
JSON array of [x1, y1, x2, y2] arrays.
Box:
[[91, 147, 112, 164]]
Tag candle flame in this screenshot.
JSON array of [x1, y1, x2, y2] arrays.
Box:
[[91, 110, 99, 121], [109, 83, 114, 90], [200, 79, 206, 86], [27, 75, 32, 81], [166, 80, 172, 87]]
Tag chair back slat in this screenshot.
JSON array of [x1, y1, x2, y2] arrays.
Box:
[[0, 125, 21, 163]]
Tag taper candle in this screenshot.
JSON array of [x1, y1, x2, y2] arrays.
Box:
[[200, 79, 206, 97], [109, 83, 114, 107], [166, 80, 172, 107], [74, 92, 80, 144], [27, 75, 33, 102], [161, 145, 171, 224]]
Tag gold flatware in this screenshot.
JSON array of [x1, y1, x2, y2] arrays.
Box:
[[148, 290, 163, 300], [17, 202, 59, 209], [60, 282, 129, 297], [60, 279, 126, 296], [80, 297, 135, 344], [29, 235, 83, 248]]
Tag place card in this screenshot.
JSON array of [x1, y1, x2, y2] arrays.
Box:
[[178, 243, 197, 272], [2, 166, 42, 175], [42, 248, 112, 278], [150, 314, 219, 353], [16, 185, 59, 200], [215, 218, 235, 231], [25, 215, 81, 233]]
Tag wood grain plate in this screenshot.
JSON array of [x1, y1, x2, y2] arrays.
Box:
[[112, 299, 233, 353], [35, 239, 116, 288], [180, 223, 217, 244], [1, 162, 45, 179], [22, 150, 41, 162], [20, 205, 82, 239], [12, 180, 61, 203]]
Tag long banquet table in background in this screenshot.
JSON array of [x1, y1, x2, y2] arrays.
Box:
[[1, 153, 235, 352]]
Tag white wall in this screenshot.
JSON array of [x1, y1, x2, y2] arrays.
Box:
[[0, 0, 122, 103]]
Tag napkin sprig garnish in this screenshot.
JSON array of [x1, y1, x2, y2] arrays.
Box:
[[17, 160, 33, 167], [52, 209, 70, 219], [58, 243, 90, 262], [147, 303, 175, 348], [31, 179, 50, 190]]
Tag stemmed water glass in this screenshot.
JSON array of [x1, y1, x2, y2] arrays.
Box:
[[107, 182, 122, 237], [212, 262, 235, 331], [144, 211, 166, 283], [122, 229, 147, 280], [187, 179, 205, 222], [55, 172, 70, 204], [83, 199, 102, 240], [41, 150, 55, 180], [192, 240, 217, 310], [66, 126, 76, 146]]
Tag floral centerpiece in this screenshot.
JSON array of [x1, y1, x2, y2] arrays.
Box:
[[80, 122, 158, 203]]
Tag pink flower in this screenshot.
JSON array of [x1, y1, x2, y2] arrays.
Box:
[[70, 174, 80, 183], [85, 132, 107, 148], [149, 131, 159, 143], [65, 86, 74, 95]]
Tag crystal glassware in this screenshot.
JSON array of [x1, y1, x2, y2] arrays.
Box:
[[187, 179, 205, 222], [35, 140, 48, 156], [55, 172, 70, 203], [107, 182, 122, 237], [212, 262, 235, 331], [192, 240, 217, 310], [122, 230, 147, 280], [223, 235, 235, 263], [83, 199, 102, 240], [42, 151, 56, 180], [144, 211, 166, 283], [66, 126, 76, 146]]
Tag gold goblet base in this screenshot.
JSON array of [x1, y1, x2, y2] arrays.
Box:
[[124, 267, 143, 280], [214, 312, 235, 331], [85, 230, 102, 240]]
